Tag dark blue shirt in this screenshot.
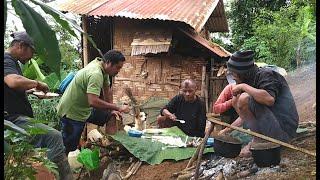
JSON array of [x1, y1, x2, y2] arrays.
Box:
[[4, 52, 33, 121], [160, 94, 207, 137]]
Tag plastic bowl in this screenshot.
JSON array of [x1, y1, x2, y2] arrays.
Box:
[[206, 138, 214, 146], [128, 129, 143, 138]]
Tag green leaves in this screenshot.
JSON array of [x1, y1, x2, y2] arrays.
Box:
[[12, 0, 61, 79], [4, 0, 7, 36]]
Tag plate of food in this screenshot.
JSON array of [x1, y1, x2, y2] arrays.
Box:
[[33, 91, 60, 99]]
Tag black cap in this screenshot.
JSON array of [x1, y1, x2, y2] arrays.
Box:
[[10, 31, 35, 50], [227, 50, 255, 73]]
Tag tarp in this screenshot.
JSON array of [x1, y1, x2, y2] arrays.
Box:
[[111, 126, 214, 165]]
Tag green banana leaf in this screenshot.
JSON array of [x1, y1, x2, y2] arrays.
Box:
[[12, 0, 61, 79], [111, 127, 214, 165], [30, 0, 78, 39], [43, 72, 61, 90], [31, 59, 46, 81]]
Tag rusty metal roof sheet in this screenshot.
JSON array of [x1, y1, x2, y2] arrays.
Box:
[[58, 0, 228, 32], [178, 27, 231, 57]]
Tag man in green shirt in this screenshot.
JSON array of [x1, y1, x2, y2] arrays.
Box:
[[56, 50, 129, 155]]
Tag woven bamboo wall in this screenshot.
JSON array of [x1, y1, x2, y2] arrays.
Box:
[[112, 18, 208, 103]]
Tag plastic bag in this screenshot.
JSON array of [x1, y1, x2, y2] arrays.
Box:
[[77, 148, 100, 170]]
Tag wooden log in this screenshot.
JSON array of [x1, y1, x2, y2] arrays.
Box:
[[186, 145, 201, 169], [207, 117, 316, 157], [194, 122, 215, 179]]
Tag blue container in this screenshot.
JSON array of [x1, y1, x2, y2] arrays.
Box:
[[128, 129, 143, 138], [206, 138, 214, 146], [58, 72, 76, 93]]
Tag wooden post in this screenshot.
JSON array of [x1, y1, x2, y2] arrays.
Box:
[[82, 15, 89, 67], [201, 66, 206, 98]]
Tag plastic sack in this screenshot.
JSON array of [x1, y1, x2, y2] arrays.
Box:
[[77, 148, 100, 170]]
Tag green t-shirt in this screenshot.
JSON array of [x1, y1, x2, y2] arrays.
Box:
[[56, 58, 110, 122]]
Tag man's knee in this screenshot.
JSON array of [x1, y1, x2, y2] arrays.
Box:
[[237, 93, 251, 111]]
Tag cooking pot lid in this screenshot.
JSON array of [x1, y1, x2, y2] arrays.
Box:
[[213, 135, 242, 144], [250, 142, 280, 150]]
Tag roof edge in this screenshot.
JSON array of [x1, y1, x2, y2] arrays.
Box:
[[195, 0, 220, 33]]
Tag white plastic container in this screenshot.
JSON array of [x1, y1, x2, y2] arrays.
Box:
[[67, 149, 83, 169]]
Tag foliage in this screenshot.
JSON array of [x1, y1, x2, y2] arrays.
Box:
[[4, 120, 58, 180], [228, 0, 287, 49], [241, 2, 316, 70], [28, 96, 61, 130]]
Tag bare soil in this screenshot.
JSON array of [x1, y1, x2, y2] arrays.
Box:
[[77, 63, 316, 180]]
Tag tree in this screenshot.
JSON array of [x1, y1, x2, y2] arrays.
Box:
[[228, 0, 287, 49]]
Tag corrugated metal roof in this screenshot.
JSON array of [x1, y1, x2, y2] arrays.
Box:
[[178, 27, 231, 57], [58, 0, 228, 32]]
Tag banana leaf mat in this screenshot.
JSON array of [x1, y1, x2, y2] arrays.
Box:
[[111, 126, 214, 165]]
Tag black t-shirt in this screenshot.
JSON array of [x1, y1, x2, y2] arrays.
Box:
[[246, 67, 299, 138], [160, 94, 207, 137], [4, 52, 34, 121]]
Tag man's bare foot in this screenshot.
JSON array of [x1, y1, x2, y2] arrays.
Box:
[[239, 142, 253, 158]]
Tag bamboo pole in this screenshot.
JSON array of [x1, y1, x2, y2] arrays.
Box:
[[207, 117, 316, 157], [82, 15, 89, 67]]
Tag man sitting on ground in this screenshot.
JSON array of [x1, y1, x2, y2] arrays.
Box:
[[156, 79, 207, 137]]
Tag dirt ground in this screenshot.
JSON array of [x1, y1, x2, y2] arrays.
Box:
[[77, 63, 316, 180]]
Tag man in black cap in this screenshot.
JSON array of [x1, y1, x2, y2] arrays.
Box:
[[4, 31, 73, 179], [218, 50, 299, 157]]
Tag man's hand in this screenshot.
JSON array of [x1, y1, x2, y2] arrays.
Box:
[[232, 84, 245, 96], [35, 81, 49, 93], [166, 113, 177, 121], [111, 110, 123, 119], [218, 128, 231, 136], [119, 104, 130, 113]]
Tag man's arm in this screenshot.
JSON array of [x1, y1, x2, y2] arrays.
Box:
[[213, 84, 234, 113], [87, 93, 128, 113], [160, 95, 179, 120], [233, 83, 275, 106], [4, 74, 49, 92], [218, 116, 244, 135]]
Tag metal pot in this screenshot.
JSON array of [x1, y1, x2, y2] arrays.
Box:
[[250, 142, 281, 167], [213, 135, 242, 158]]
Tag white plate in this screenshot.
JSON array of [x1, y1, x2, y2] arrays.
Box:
[[33, 91, 59, 98]]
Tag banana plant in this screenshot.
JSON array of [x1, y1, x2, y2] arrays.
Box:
[[5, 0, 105, 79]]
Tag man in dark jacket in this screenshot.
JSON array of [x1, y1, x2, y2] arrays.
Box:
[[218, 50, 299, 157], [157, 79, 207, 137], [4, 31, 73, 179]]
